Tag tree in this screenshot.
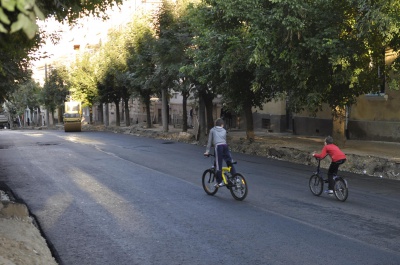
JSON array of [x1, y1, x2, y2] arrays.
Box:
[[69, 53, 99, 124], [40, 66, 69, 125], [181, 2, 222, 141], [246, 0, 400, 145], [0, 32, 36, 102], [153, 0, 196, 132], [356, 0, 400, 91], [5, 79, 42, 125], [0, 0, 123, 39], [173, 76, 194, 132], [0, 0, 122, 101], [184, 0, 273, 141], [116, 72, 132, 126], [97, 71, 122, 126], [96, 29, 128, 127], [125, 14, 158, 129], [259, 1, 369, 144]]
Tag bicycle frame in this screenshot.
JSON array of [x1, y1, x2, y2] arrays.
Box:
[[314, 158, 347, 185], [310, 158, 349, 202], [207, 154, 235, 186], [202, 153, 248, 201], [221, 166, 232, 185]]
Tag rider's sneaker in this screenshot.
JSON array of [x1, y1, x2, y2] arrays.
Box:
[[325, 190, 334, 195], [214, 182, 225, 188]]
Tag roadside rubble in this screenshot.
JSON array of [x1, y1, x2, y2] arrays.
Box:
[[90, 123, 400, 181], [0, 189, 57, 265]]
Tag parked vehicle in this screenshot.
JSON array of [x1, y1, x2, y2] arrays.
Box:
[[0, 112, 9, 129]]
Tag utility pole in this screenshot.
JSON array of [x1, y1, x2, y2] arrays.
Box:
[[162, 88, 168, 132], [45, 63, 50, 127]]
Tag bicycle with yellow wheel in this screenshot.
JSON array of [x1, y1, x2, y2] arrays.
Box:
[[202, 154, 248, 201]]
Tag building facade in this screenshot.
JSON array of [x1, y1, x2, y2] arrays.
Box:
[[253, 50, 400, 142]]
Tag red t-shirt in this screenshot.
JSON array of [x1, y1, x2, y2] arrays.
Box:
[[313, 144, 346, 162]]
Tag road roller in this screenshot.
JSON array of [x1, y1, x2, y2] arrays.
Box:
[[64, 100, 82, 132]]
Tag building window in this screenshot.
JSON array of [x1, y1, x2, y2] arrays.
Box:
[[262, 119, 271, 130]]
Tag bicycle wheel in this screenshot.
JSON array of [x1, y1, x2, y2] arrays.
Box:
[[333, 177, 348, 202], [309, 174, 323, 196], [202, 169, 218, 196], [229, 173, 248, 201]]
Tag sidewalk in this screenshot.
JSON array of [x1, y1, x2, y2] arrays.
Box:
[[229, 129, 400, 160], [94, 124, 400, 180], [225, 129, 400, 180]]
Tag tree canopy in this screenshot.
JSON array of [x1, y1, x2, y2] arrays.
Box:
[[11, 0, 399, 142], [0, 0, 123, 39], [0, 0, 122, 103], [40, 65, 69, 124]]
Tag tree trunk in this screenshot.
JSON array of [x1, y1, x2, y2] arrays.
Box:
[[332, 106, 346, 147], [45, 109, 49, 127], [198, 94, 207, 142], [89, 106, 93, 124], [98, 104, 104, 124], [204, 93, 214, 132], [37, 108, 41, 127], [58, 106, 63, 124], [124, 98, 130, 127], [51, 109, 55, 127], [104, 103, 109, 126], [243, 102, 255, 141], [162, 88, 169, 132], [121, 100, 125, 123], [145, 98, 152, 128], [182, 92, 188, 132], [114, 100, 120, 127]]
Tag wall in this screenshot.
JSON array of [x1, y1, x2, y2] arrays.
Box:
[[252, 100, 287, 132], [291, 104, 332, 136], [348, 89, 400, 141], [346, 49, 400, 141]]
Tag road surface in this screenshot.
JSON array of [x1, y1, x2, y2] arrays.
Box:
[[0, 130, 399, 265]]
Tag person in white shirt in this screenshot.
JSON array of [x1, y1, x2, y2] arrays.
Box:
[[204, 118, 236, 187]]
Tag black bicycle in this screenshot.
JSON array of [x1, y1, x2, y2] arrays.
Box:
[[202, 154, 248, 201], [309, 158, 349, 202]]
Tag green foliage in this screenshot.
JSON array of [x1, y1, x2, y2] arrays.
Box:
[[41, 66, 69, 113], [40, 0, 400, 133], [96, 28, 128, 105], [249, 0, 400, 115], [0, 0, 44, 39], [124, 13, 158, 101], [388, 55, 400, 90], [153, 0, 194, 92], [0, 0, 122, 39], [185, 0, 271, 115], [0, 0, 122, 103], [0, 26, 37, 103], [69, 53, 98, 107], [5, 78, 41, 119]]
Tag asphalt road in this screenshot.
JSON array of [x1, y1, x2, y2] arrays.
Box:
[[0, 130, 399, 265]]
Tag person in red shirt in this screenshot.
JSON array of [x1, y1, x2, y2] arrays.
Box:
[[312, 136, 346, 194]]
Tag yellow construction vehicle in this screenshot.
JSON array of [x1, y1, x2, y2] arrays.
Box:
[[64, 99, 82, 132]]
